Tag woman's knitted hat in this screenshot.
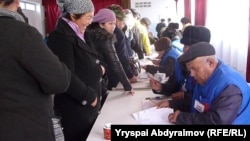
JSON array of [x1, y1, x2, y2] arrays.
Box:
[[93, 8, 116, 23], [56, 0, 94, 14]]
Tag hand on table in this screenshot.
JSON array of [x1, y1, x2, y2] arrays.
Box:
[[149, 78, 162, 91], [129, 76, 137, 83], [168, 110, 181, 124], [124, 89, 135, 95], [171, 91, 184, 100], [156, 100, 169, 108], [152, 59, 160, 65], [142, 65, 147, 70]]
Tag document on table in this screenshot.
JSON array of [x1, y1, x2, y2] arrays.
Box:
[[132, 106, 174, 124], [142, 98, 171, 110]]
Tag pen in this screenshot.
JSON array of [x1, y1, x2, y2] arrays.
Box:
[[145, 96, 171, 100], [145, 96, 162, 100]]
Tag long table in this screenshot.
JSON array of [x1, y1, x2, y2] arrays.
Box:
[[86, 90, 163, 141]]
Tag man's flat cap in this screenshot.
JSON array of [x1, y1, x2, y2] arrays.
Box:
[[179, 42, 215, 63]]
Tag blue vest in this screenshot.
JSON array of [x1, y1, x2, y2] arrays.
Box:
[[160, 48, 180, 67], [191, 60, 250, 124], [174, 61, 195, 92]]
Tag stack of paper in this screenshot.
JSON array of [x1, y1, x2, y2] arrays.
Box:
[[132, 106, 173, 124]]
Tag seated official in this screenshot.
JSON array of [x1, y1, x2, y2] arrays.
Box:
[[142, 37, 180, 76], [157, 42, 250, 124], [150, 26, 211, 100]]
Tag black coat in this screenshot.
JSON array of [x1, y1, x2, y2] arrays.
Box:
[[0, 16, 71, 141], [85, 23, 132, 91], [107, 27, 134, 88], [47, 18, 103, 141]]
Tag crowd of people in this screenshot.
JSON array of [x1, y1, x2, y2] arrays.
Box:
[[1, 0, 250, 140]]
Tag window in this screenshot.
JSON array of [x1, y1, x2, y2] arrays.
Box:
[[206, 0, 249, 78], [20, 1, 36, 11]]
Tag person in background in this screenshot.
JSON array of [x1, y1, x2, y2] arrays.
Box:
[[158, 42, 250, 124], [121, 9, 136, 58], [161, 24, 183, 54], [129, 8, 144, 59], [122, 9, 142, 77], [85, 8, 134, 106], [142, 37, 180, 76], [0, 0, 71, 140], [149, 26, 211, 101], [107, 4, 138, 89], [47, 0, 104, 140], [140, 17, 153, 54], [180, 17, 191, 33], [167, 22, 182, 39], [167, 17, 171, 25], [156, 18, 166, 38]]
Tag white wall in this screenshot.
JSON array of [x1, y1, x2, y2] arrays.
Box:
[[131, 0, 184, 36], [21, 0, 46, 38]]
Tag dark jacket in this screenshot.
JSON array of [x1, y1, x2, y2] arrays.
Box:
[[85, 23, 132, 91], [0, 16, 70, 141], [108, 27, 134, 89], [156, 22, 166, 38], [131, 25, 144, 59], [47, 18, 103, 141]]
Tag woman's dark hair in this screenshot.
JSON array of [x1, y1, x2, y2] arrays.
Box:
[[162, 28, 177, 41], [0, 0, 14, 6]]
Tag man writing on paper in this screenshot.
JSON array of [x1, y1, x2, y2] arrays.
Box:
[[157, 42, 250, 124], [150, 26, 210, 102]]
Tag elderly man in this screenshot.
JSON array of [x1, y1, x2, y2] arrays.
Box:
[[157, 42, 250, 124]]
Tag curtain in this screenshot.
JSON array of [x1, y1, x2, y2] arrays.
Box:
[[246, 2, 250, 82], [42, 0, 60, 34], [184, 0, 191, 20], [194, 0, 206, 26], [206, 0, 249, 79]]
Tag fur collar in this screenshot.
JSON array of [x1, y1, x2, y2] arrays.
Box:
[[85, 23, 116, 42]]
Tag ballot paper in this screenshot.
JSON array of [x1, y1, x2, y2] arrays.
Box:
[[132, 106, 174, 125]]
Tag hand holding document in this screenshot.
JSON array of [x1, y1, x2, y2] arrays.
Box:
[[147, 72, 168, 83]]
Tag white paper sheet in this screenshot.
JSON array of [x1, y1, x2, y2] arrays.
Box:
[[132, 106, 173, 125]]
